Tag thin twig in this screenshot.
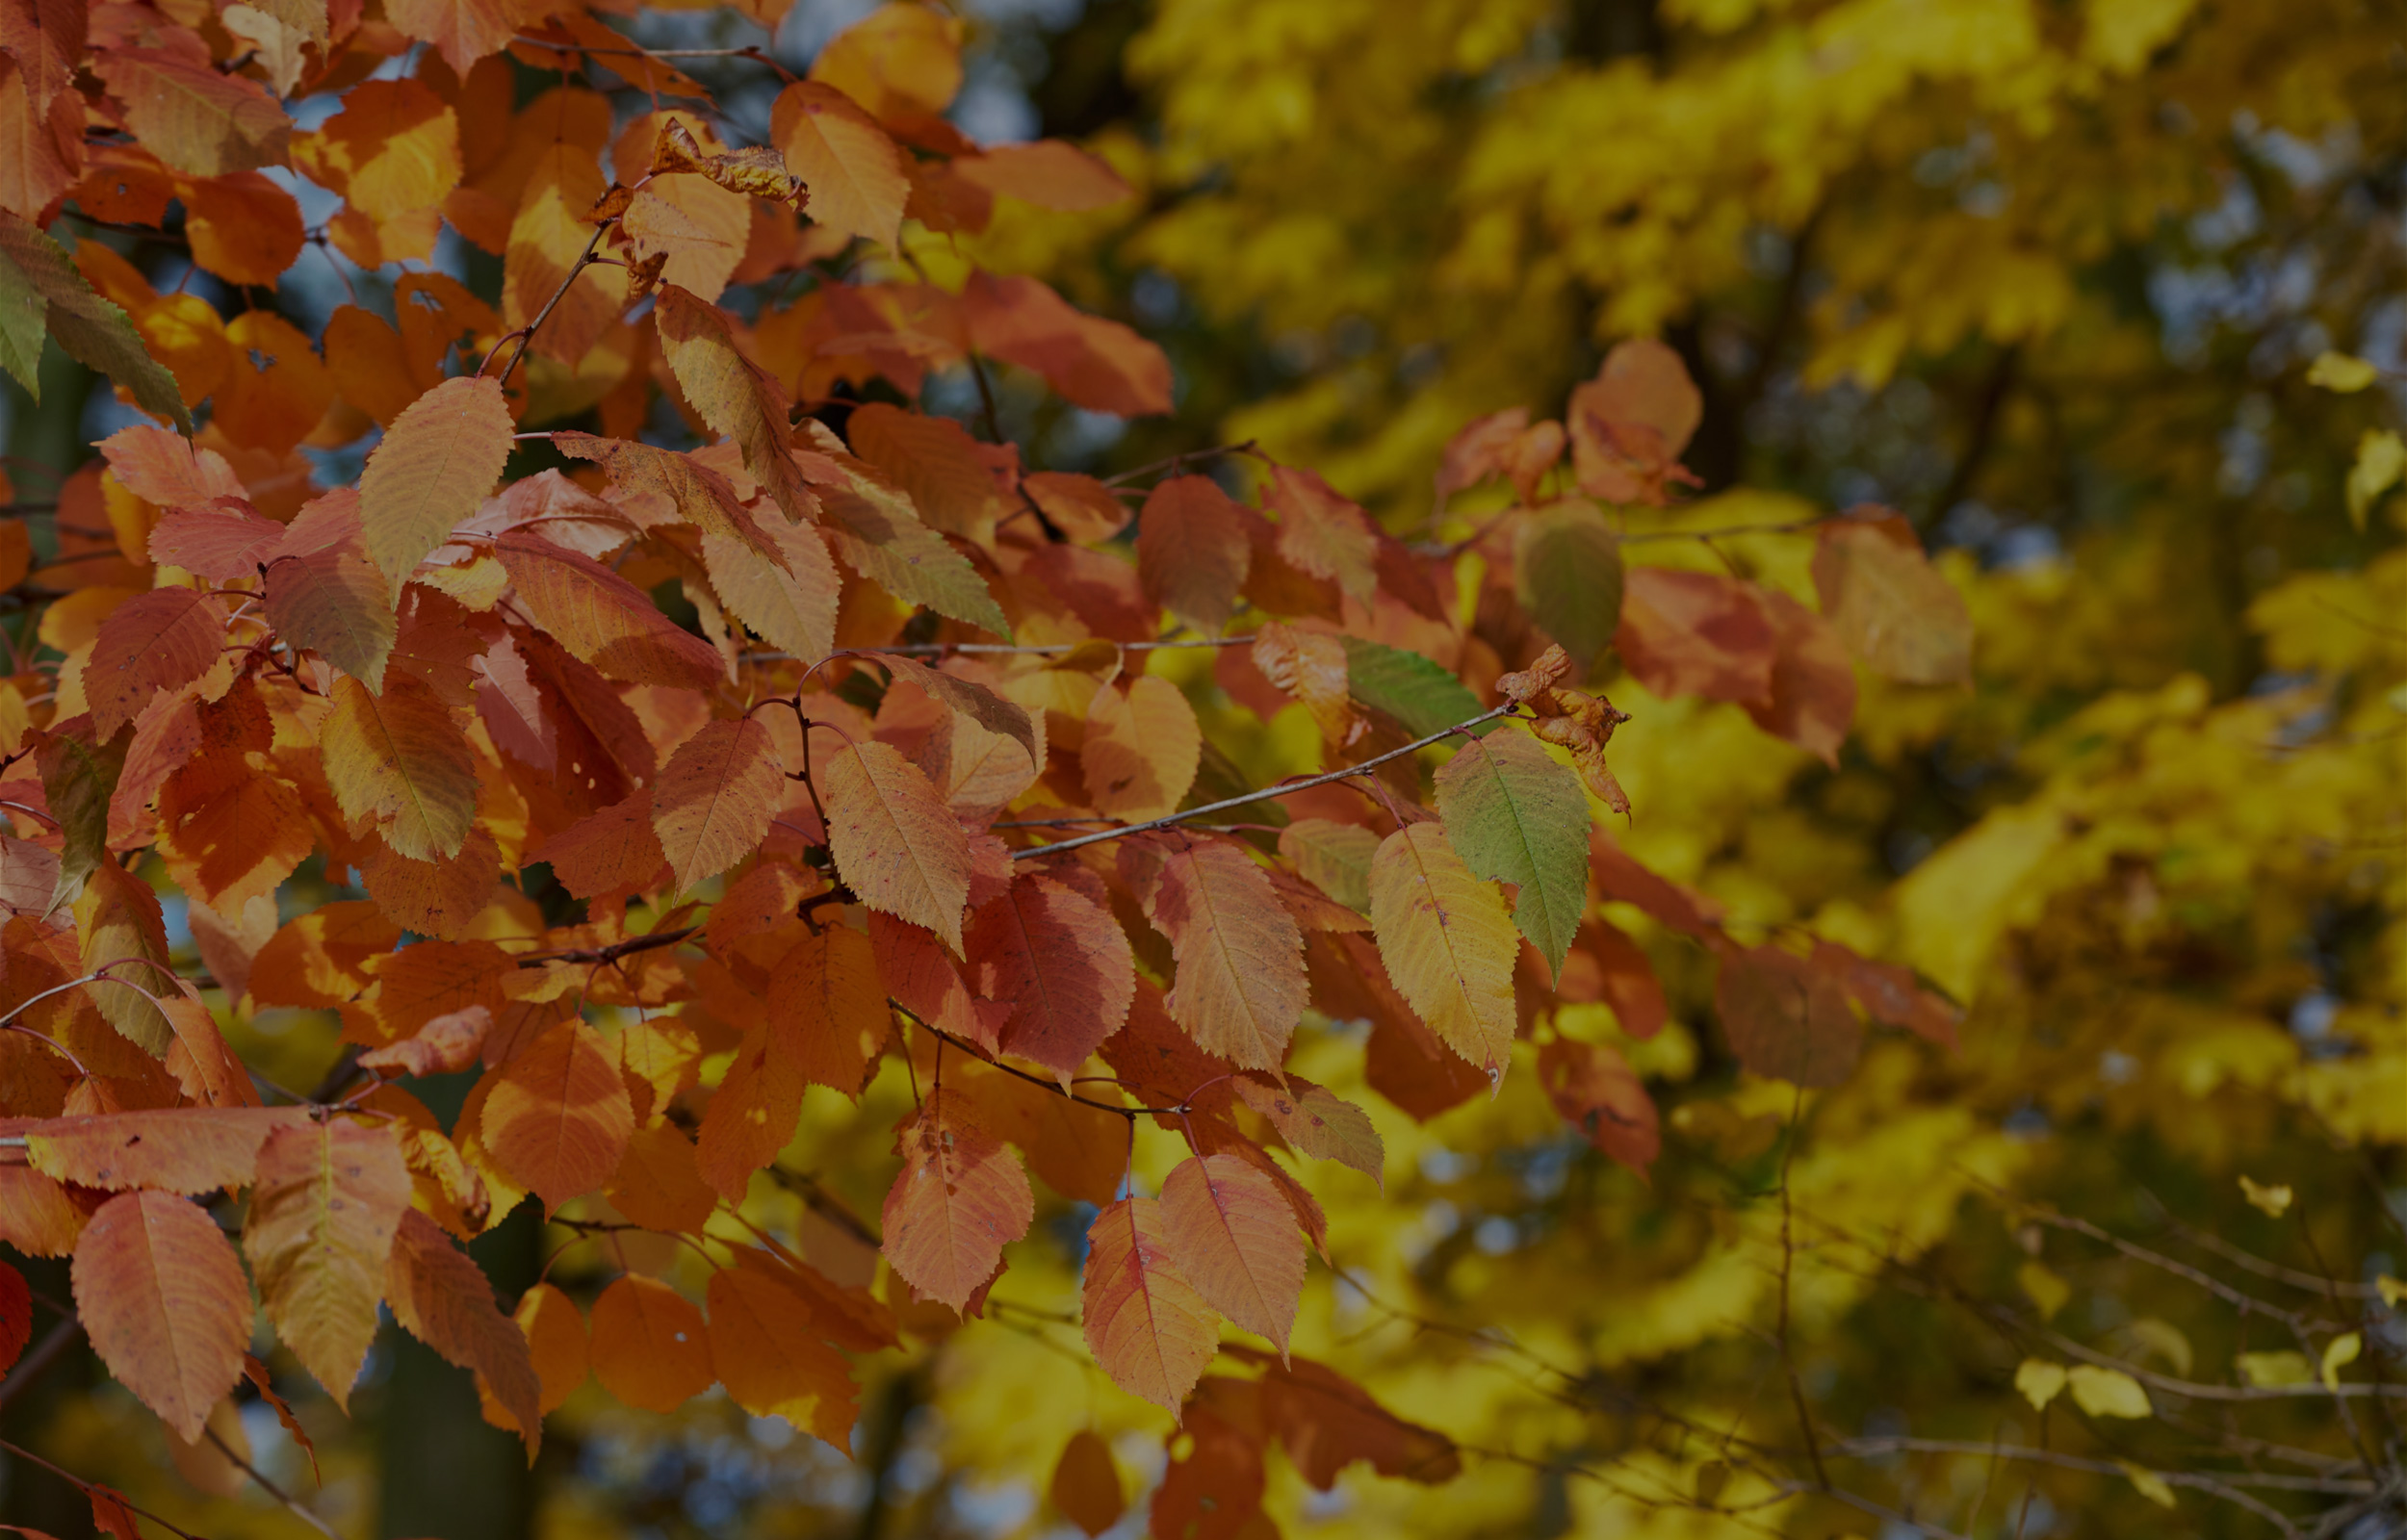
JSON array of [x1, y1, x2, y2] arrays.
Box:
[[203, 1425, 339, 1539], [1007, 703, 1516, 860]]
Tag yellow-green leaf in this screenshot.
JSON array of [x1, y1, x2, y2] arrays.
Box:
[[2065, 1364, 2152, 1418], [359, 375, 514, 598], [1368, 822, 1516, 1083]]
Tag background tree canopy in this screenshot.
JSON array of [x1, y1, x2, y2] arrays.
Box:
[[0, 1, 2402, 1538]]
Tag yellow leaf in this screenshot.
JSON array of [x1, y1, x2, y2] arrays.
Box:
[[2236, 1350, 2312, 1388], [2380, 1275, 2406, 1309], [2320, 1331, 2361, 1391], [1368, 822, 1517, 1083], [358, 375, 514, 598], [1082, 675, 1201, 823], [2307, 350, 2380, 392], [2065, 1364, 2151, 1418], [771, 82, 909, 252], [2346, 429, 2405, 531], [2016, 1259, 2070, 1321], [2013, 1358, 2065, 1410], [2239, 1174, 2292, 1217], [319, 676, 478, 863], [2115, 1460, 2176, 1509]]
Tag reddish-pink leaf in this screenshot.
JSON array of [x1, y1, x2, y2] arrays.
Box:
[[1135, 475, 1250, 637], [1537, 1038, 1658, 1173], [87, 588, 222, 737], [967, 872, 1134, 1077], [1081, 1196, 1218, 1417], [1614, 567, 1777, 707], [821, 738, 971, 954], [880, 1088, 1033, 1313], [1246, 1350, 1462, 1489], [70, 1190, 251, 1442], [494, 532, 724, 691], [1744, 590, 1855, 765], [651, 717, 782, 892], [1716, 944, 1862, 1088], [97, 425, 244, 508], [962, 270, 1171, 417], [1141, 838, 1306, 1073], [1158, 1153, 1304, 1360], [149, 503, 285, 579]]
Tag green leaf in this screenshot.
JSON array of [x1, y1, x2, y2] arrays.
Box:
[[817, 483, 1011, 637], [36, 723, 132, 913], [1339, 635, 1488, 739], [1513, 500, 1623, 672], [1434, 727, 1591, 974], [0, 213, 191, 432]]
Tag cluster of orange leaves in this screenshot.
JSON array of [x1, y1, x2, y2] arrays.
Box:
[[0, 0, 1971, 1529]]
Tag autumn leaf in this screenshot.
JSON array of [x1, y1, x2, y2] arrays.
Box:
[[26, 1108, 303, 1192], [1434, 727, 1592, 977], [820, 739, 972, 954], [1514, 500, 1623, 672], [1048, 1429, 1126, 1537], [767, 924, 890, 1095], [815, 482, 1011, 636], [962, 270, 1173, 418], [968, 872, 1135, 1077], [653, 284, 815, 525], [321, 675, 478, 862], [770, 81, 909, 251], [91, 50, 291, 179], [1139, 838, 1307, 1072], [650, 717, 782, 892], [1159, 1153, 1305, 1360], [494, 532, 725, 690], [1368, 824, 1517, 1083], [243, 1117, 412, 1409], [1081, 1196, 1219, 1418], [1810, 512, 1973, 685], [706, 1264, 858, 1446], [481, 1019, 634, 1214], [604, 1122, 717, 1235], [384, 1207, 542, 1450], [0, 1261, 27, 1376], [1715, 944, 1863, 1088], [85, 588, 221, 737], [1082, 675, 1201, 823], [0, 211, 190, 430], [588, 1273, 713, 1414], [71, 1190, 251, 1442], [880, 1088, 1034, 1313], [1136, 475, 1250, 637], [1230, 1076, 1384, 1185], [359, 375, 514, 599], [1536, 1039, 1658, 1173]]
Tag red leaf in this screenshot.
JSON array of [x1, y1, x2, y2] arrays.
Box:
[[0, 1260, 30, 1374], [880, 1088, 1033, 1313], [1081, 1196, 1218, 1417], [494, 532, 724, 690], [1743, 590, 1856, 765], [962, 270, 1172, 417], [87, 588, 221, 737], [1614, 567, 1777, 707], [968, 872, 1134, 1077], [1537, 1038, 1658, 1173]]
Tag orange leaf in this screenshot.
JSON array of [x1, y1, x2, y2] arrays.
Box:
[[533, 790, 667, 902], [1139, 837, 1307, 1072], [358, 1004, 493, 1078], [605, 1121, 717, 1234], [705, 1264, 857, 1445], [1080, 1196, 1218, 1417], [1744, 589, 1856, 764], [770, 82, 908, 251], [85, 587, 220, 737], [1159, 1152, 1304, 1361], [70, 1190, 250, 1442], [292, 79, 460, 222], [0, 1167, 86, 1257], [820, 738, 971, 954], [94, 424, 243, 510], [968, 872, 1133, 1077], [1231, 1076, 1384, 1186], [494, 532, 724, 690], [652, 284, 815, 525], [955, 141, 1130, 211], [1367, 824, 1516, 1083], [26, 1107, 304, 1192], [879, 1088, 1032, 1313], [650, 717, 782, 893], [1536, 1038, 1658, 1173], [807, 4, 961, 120], [359, 375, 513, 599], [767, 923, 890, 1095], [180, 171, 304, 286], [321, 675, 478, 862], [1566, 339, 1702, 506], [1267, 466, 1378, 606], [588, 1273, 712, 1413], [91, 49, 290, 178], [694, 1022, 807, 1200], [243, 1116, 412, 1409], [213, 310, 331, 456], [1081, 675, 1200, 824], [382, 1208, 542, 1452], [845, 404, 1003, 537], [962, 270, 1172, 418], [482, 1018, 634, 1213], [1136, 475, 1249, 637], [383, 0, 516, 73], [1048, 1429, 1126, 1537], [516, 1281, 589, 1418]]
